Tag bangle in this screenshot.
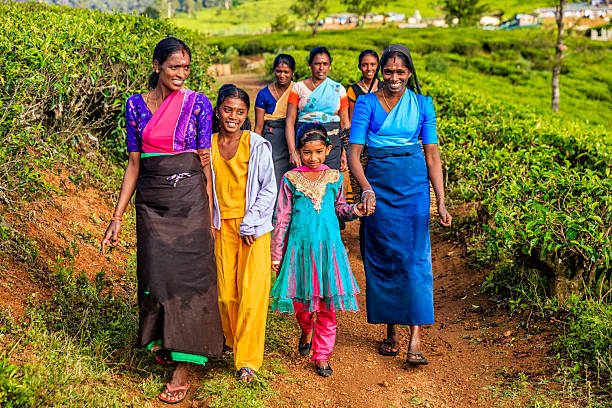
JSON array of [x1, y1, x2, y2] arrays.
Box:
[[111, 214, 123, 222], [353, 205, 363, 217]]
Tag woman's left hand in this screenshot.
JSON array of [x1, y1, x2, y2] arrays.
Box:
[[437, 202, 452, 227], [199, 150, 210, 167], [241, 235, 256, 246]]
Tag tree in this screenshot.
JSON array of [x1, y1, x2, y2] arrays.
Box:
[[441, 0, 488, 26], [341, 0, 387, 27], [291, 0, 328, 37], [551, 0, 565, 112]]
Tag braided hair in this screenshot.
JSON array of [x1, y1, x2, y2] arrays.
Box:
[[296, 123, 331, 150]]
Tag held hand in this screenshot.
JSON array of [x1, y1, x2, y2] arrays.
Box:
[[241, 234, 256, 246], [271, 263, 280, 273], [438, 202, 452, 227], [289, 151, 301, 168], [356, 202, 368, 216], [361, 190, 376, 215], [101, 220, 121, 254]]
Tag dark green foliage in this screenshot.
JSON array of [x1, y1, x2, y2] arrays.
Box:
[[441, 0, 489, 26], [0, 2, 216, 201]]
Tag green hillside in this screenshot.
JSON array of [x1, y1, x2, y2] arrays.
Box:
[[172, 0, 555, 35]]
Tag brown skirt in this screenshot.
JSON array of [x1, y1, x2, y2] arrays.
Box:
[[135, 152, 223, 359]]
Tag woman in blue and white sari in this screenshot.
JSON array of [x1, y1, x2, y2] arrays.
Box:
[[348, 44, 452, 366], [285, 47, 349, 171]]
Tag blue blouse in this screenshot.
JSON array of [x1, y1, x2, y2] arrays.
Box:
[[349, 90, 438, 147], [255, 86, 277, 115]]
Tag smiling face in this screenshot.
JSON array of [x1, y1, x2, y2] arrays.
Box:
[[274, 63, 293, 87], [381, 55, 412, 95], [309, 53, 331, 82], [299, 139, 332, 169], [154, 49, 191, 92], [217, 96, 248, 135], [359, 54, 378, 81]]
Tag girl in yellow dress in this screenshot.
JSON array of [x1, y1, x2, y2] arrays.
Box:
[[210, 84, 277, 382]]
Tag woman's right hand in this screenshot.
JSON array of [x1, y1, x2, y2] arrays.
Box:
[[361, 189, 376, 215], [289, 150, 301, 168], [101, 220, 121, 254]]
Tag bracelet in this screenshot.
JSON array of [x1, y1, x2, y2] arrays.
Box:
[[110, 214, 123, 223], [353, 205, 364, 217]]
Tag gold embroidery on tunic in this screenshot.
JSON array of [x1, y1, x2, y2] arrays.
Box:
[[286, 170, 341, 213]]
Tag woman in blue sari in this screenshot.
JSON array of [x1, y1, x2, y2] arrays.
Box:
[[285, 47, 349, 171], [348, 44, 452, 365]]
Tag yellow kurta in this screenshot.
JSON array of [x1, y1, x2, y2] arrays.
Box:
[[212, 131, 271, 371]]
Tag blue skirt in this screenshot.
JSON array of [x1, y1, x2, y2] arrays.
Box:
[[364, 144, 434, 325]]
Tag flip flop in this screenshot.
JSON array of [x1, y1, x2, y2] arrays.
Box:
[[158, 382, 191, 404], [378, 338, 400, 356], [155, 349, 176, 367], [237, 367, 256, 383], [406, 351, 429, 365]]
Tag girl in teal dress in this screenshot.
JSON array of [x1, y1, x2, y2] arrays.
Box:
[[270, 123, 369, 377]]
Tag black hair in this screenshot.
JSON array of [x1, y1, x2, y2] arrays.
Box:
[[358, 49, 379, 65], [308, 46, 332, 65], [273, 53, 296, 72], [148, 37, 191, 89], [296, 123, 331, 150], [372, 44, 421, 94], [212, 84, 252, 133]]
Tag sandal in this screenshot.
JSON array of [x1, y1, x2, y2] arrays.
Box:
[[378, 338, 400, 356], [155, 349, 176, 367], [158, 382, 191, 404], [406, 351, 429, 365], [315, 361, 333, 377], [237, 367, 256, 383]]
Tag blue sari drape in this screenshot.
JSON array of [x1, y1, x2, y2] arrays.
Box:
[[362, 92, 434, 326]]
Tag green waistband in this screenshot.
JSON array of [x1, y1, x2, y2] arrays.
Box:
[[141, 153, 173, 158], [145, 340, 208, 366]]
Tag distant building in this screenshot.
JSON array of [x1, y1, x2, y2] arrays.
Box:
[[499, 13, 540, 29], [323, 13, 359, 26], [480, 16, 501, 26]]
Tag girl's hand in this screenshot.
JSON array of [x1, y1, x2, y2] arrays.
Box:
[[437, 202, 452, 227], [101, 220, 121, 254], [361, 190, 376, 215], [289, 151, 301, 168], [211, 226, 217, 240], [356, 202, 368, 216], [241, 235, 256, 246], [271, 263, 280, 273]]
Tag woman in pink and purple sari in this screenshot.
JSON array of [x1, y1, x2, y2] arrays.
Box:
[[101, 37, 223, 405]]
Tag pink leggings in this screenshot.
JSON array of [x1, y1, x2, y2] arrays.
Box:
[[295, 299, 337, 362]]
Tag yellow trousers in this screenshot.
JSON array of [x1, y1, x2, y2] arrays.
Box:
[[215, 218, 271, 371]]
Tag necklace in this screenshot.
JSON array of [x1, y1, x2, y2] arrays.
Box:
[[358, 78, 375, 93], [271, 82, 280, 100], [309, 77, 321, 90], [382, 88, 404, 112]]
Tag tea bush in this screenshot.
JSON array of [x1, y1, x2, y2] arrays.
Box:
[[0, 2, 218, 200]]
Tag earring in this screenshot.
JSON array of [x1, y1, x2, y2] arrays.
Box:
[[156, 70, 159, 74]]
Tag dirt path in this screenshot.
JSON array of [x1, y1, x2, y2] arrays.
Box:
[[216, 73, 561, 407], [268, 221, 557, 408]]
